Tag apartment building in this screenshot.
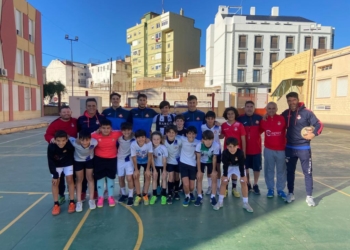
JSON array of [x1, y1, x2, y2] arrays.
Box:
[[0, 0, 43, 121], [126, 9, 201, 87], [206, 6, 334, 107]]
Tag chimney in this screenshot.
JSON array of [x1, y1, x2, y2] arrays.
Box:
[[180, 8, 184, 16], [271, 7, 279, 16], [250, 7, 256, 15]]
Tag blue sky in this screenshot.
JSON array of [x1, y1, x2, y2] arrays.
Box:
[[28, 0, 350, 66]]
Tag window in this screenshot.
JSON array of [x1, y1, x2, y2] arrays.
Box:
[[319, 65, 332, 71], [317, 79, 331, 98], [237, 69, 245, 82], [167, 33, 171, 38], [155, 43, 162, 49], [167, 54, 170, 61], [286, 36, 294, 49], [162, 20, 168, 26], [336, 76, 348, 97], [16, 49, 23, 74], [134, 33, 136, 36], [24, 87, 31, 111], [127, 34, 131, 39], [253, 70, 261, 82], [210, 80, 213, 85], [125, 65, 128, 70], [156, 23, 160, 28], [167, 43, 170, 48], [15, 9, 22, 36], [269, 70, 272, 82], [155, 64, 161, 70], [29, 19, 34, 42], [270, 36, 279, 49], [319, 37, 326, 49], [29, 54, 35, 77], [285, 53, 294, 58], [254, 36, 262, 49], [138, 31, 141, 35], [155, 32, 162, 39], [270, 53, 278, 66], [166, 64, 170, 72], [254, 53, 262, 66], [304, 37, 311, 50], [239, 35, 247, 48], [107, 65, 109, 70], [238, 52, 246, 65]]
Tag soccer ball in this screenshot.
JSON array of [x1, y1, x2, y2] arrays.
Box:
[[300, 126, 315, 138]]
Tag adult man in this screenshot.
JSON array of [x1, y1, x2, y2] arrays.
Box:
[[260, 102, 287, 199], [44, 106, 78, 204], [102, 93, 130, 130], [282, 92, 323, 206], [183, 95, 205, 140], [237, 101, 262, 194]]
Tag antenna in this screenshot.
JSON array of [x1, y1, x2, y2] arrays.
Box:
[[162, 0, 164, 13]]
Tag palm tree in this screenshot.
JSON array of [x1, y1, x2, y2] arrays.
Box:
[[43, 81, 67, 110]]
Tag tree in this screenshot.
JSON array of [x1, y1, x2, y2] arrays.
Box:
[[43, 81, 67, 110]]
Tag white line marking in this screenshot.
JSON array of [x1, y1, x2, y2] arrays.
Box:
[[0, 132, 43, 145]]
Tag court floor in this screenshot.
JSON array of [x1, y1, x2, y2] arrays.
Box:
[[0, 127, 349, 250]]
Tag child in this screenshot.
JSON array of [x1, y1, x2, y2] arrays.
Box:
[[201, 111, 222, 196], [150, 131, 169, 205], [91, 119, 122, 208], [195, 130, 220, 206], [117, 122, 135, 206], [164, 125, 182, 203], [175, 114, 187, 137], [47, 130, 75, 215], [220, 107, 246, 198], [69, 130, 98, 212], [153, 101, 176, 136], [179, 126, 200, 207], [131, 129, 153, 206], [214, 137, 253, 213]]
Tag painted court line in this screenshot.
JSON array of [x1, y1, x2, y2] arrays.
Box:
[[0, 191, 50, 195], [120, 203, 144, 250], [0, 193, 48, 235], [0, 132, 43, 145]]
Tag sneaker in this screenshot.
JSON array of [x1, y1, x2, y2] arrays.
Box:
[[150, 196, 157, 205], [286, 193, 295, 203], [108, 196, 116, 207], [161, 196, 167, 205], [167, 195, 173, 205], [118, 195, 128, 203], [81, 193, 86, 202], [89, 200, 96, 210], [97, 197, 104, 208], [194, 196, 203, 206], [213, 201, 223, 211], [127, 197, 133, 206], [306, 196, 315, 207], [157, 186, 162, 196], [76, 201, 83, 212], [190, 193, 196, 202], [267, 189, 274, 198], [247, 183, 253, 192], [232, 188, 240, 198], [104, 190, 108, 200], [58, 195, 66, 205], [93, 191, 98, 200], [52, 204, 60, 216], [253, 184, 260, 195], [206, 186, 212, 195], [174, 192, 180, 200], [216, 189, 220, 196], [68, 202, 76, 213], [183, 197, 190, 207], [210, 197, 217, 206], [277, 190, 287, 200], [243, 202, 254, 213], [133, 196, 142, 206], [143, 194, 149, 205]]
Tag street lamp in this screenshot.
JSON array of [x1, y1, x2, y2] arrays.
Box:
[[65, 35, 78, 96]]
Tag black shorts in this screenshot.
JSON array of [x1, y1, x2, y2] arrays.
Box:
[[167, 164, 179, 173], [179, 162, 197, 181], [137, 164, 147, 170], [245, 154, 262, 171], [217, 152, 222, 164], [74, 160, 94, 171], [93, 156, 117, 180], [200, 163, 213, 174]]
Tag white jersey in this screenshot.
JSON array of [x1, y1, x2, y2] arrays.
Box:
[[69, 137, 98, 162], [201, 124, 222, 149], [153, 144, 168, 167], [195, 141, 220, 163], [153, 113, 176, 135], [130, 141, 153, 165], [117, 136, 136, 162], [179, 137, 200, 167], [164, 136, 182, 165]]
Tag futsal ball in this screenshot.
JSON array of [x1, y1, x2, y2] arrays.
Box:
[[300, 126, 315, 138]]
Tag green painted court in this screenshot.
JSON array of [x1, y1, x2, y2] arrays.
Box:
[[0, 127, 349, 250]]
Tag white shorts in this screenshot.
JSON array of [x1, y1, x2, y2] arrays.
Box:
[[117, 160, 134, 177], [224, 166, 246, 180], [53, 165, 73, 178]]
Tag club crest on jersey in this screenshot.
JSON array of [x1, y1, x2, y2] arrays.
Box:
[[96, 121, 99, 125], [112, 139, 115, 141], [119, 114, 123, 118], [145, 114, 149, 117], [71, 123, 75, 127], [63, 150, 67, 153], [234, 127, 238, 131], [235, 157, 238, 161], [196, 117, 200, 120], [277, 121, 281, 126], [297, 115, 301, 120], [255, 120, 259, 124]]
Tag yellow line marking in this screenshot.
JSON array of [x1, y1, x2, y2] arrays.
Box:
[[0, 191, 50, 195], [120, 203, 144, 250], [63, 209, 91, 250], [0, 193, 48, 235]]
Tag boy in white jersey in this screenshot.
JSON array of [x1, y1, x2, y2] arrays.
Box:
[[195, 130, 220, 207], [164, 125, 182, 203], [153, 101, 176, 136], [117, 122, 135, 206], [131, 129, 153, 206], [69, 130, 98, 212], [179, 126, 200, 207], [201, 111, 222, 196]]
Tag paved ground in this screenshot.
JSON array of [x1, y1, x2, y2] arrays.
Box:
[[0, 127, 349, 250], [0, 116, 57, 134]]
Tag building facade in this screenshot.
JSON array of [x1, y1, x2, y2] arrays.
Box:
[[0, 0, 43, 122], [126, 9, 201, 86], [206, 5, 334, 107]]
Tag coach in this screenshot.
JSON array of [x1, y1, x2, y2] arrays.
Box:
[[102, 93, 130, 130]]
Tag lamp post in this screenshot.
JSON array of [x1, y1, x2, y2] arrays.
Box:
[[65, 35, 78, 96]]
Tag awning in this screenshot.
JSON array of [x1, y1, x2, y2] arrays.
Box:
[[270, 78, 305, 98]]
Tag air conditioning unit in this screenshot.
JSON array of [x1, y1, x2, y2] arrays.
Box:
[[0, 68, 8, 76]]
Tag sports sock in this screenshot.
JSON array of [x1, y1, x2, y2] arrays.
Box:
[[211, 194, 215, 198], [243, 197, 248, 203], [54, 201, 59, 206], [208, 177, 212, 187], [153, 189, 157, 196], [121, 187, 126, 195], [161, 188, 167, 196], [97, 179, 104, 197], [106, 178, 114, 197], [198, 194, 202, 198], [185, 193, 190, 198], [232, 180, 237, 189], [128, 189, 133, 198], [168, 182, 174, 194], [143, 193, 147, 197], [70, 200, 75, 204], [219, 195, 224, 203]]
